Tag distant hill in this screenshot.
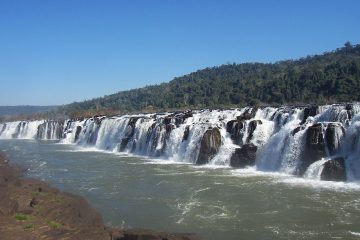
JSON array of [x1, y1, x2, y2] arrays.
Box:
[[61, 42, 360, 116], [0, 106, 57, 117]]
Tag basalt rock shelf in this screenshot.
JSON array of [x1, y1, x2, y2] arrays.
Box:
[[1, 103, 360, 182]]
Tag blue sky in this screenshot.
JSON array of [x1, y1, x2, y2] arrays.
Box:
[[1, 0, 360, 106]]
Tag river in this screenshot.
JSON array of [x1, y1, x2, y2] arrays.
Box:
[[1, 139, 360, 240]]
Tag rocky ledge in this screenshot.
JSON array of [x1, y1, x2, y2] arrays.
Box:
[[0, 152, 200, 240]]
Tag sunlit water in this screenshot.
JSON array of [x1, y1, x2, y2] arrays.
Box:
[[1, 139, 360, 240]]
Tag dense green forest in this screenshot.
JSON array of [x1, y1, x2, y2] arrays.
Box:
[[61, 42, 360, 116]]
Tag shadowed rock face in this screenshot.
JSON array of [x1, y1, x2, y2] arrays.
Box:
[[320, 157, 346, 181], [325, 123, 345, 156], [196, 127, 222, 165], [183, 125, 190, 142], [298, 123, 326, 175], [301, 106, 319, 125], [230, 144, 257, 168], [226, 118, 261, 146], [75, 126, 82, 142], [37, 121, 64, 140], [119, 117, 141, 151]]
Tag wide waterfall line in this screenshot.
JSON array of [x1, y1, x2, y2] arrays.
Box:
[[1, 103, 360, 182]]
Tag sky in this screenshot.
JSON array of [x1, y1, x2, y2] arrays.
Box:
[[0, 0, 360, 106]]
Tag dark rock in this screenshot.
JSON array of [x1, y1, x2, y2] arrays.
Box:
[[236, 107, 258, 121], [226, 120, 245, 144], [196, 127, 222, 165], [346, 103, 354, 121], [299, 123, 326, 175], [301, 106, 318, 124], [246, 120, 262, 143], [182, 125, 190, 142], [163, 117, 172, 125], [226, 120, 237, 133], [119, 137, 131, 151], [74, 126, 82, 142], [291, 126, 305, 136], [230, 144, 257, 168], [119, 117, 141, 151], [320, 157, 346, 181], [165, 124, 174, 133], [325, 123, 345, 156]]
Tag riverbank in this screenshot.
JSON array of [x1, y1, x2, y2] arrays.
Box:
[[0, 151, 199, 240]]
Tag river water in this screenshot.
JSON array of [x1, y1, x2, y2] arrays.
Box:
[[1, 139, 360, 240]]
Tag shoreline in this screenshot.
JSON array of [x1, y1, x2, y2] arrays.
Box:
[[0, 151, 199, 240]]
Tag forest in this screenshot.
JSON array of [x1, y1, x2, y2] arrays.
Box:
[[60, 42, 360, 117]]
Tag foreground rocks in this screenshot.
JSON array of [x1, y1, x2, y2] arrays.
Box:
[[230, 144, 257, 168], [320, 157, 347, 181], [0, 152, 200, 240]]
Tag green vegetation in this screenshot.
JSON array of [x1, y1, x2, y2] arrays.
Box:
[[14, 213, 30, 221], [58, 42, 360, 116], [48, 220, 61, 229]]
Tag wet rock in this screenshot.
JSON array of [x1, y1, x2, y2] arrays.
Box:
[[226, 120, 244, 144], [182, 125, 190, 141], [345, 103, 354, 121], [196, 127, 222, 165], [246, 120, 262, 143], [301, 106, 318, 124], [119, 137, 131, 151], [237, 107, 258, 121], [325, 123, 345, 156], [230, 144, 257, 168], [163, 117, 172, 125], [74, 126, 82, 142], [320, 157, 346, 181], [299, 123, 326, 175], [119, 117, 141, 151], [291, 126, 305, 136]]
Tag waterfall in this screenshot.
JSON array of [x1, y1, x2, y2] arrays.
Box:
[[1, 103, 360, 182]]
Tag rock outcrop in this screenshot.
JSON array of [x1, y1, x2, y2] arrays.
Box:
[[196, 127, 222, 165], [230, 144, 257, 168], [301, 106, 319, 124], [325, 123, 345, 155], [119, 117, 140, 151], [299, 123, 326, 175], [320, 157, 347, 181]]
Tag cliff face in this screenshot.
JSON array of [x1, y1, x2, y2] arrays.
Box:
[[0, 152, 199, 240]]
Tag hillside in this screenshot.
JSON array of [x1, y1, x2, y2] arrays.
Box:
[[61, 42, 360, 116], [0, 106, 57, 117]]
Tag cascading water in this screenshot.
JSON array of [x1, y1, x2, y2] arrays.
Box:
[[1, 103, 360, 182]]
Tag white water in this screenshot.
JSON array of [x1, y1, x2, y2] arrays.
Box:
[[1, 103, 360, 182]]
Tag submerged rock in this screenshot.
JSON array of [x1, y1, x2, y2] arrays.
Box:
[[320, 157, 346, 181], [196, 127, 222, 165], [230, 144, 257, 168]]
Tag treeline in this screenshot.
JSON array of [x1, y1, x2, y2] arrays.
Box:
[[61, 42, 360, 115]]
